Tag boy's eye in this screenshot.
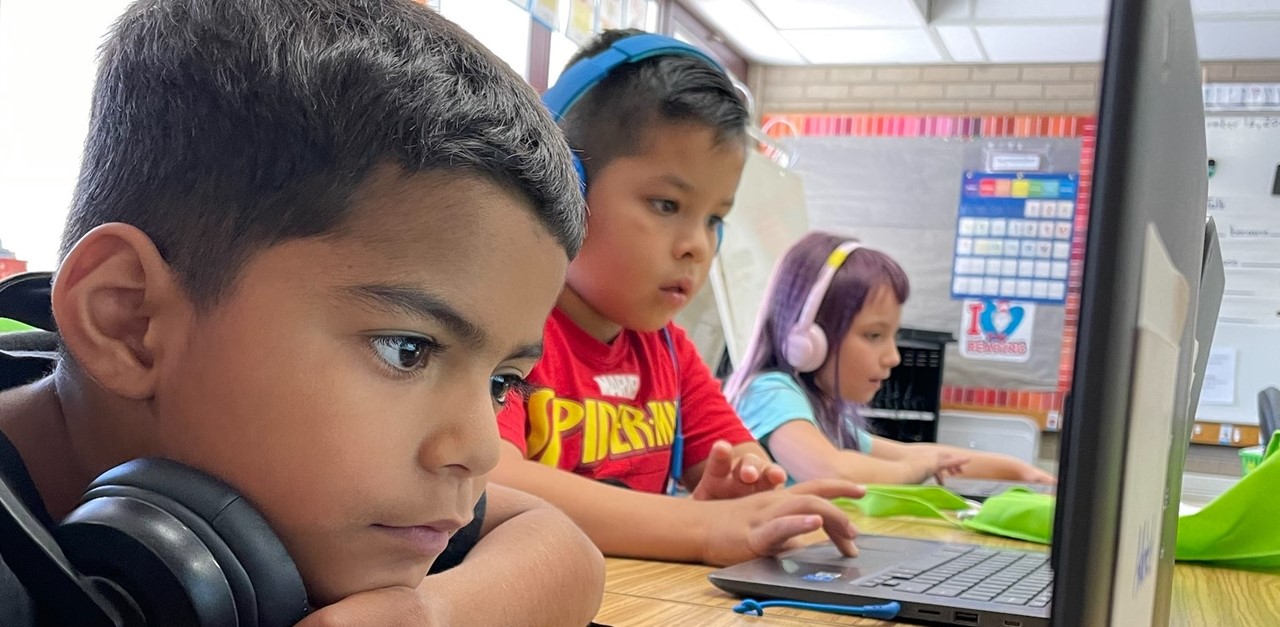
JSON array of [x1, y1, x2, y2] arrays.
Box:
[[707, 215, 725, 229], [370, 335, 438, 372], [649, 199, 678, 214], [490, 373, 531, 406]]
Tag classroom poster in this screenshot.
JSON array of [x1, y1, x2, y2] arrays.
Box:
[[507, 0, 531, 10], [566, 0, 597, 44], [625, 0, 648, 29], [951, 171, 1077, 304], [1199, 346, 1238, 405], [532, 0, 560, 30], [959, 299, 1036, 363], [598, 0, 624, 30]]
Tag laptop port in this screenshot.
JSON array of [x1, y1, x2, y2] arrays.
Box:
[[917, 608, 941, 616], [1005, 621, 1023, 627], [954, 611, 980, 624]]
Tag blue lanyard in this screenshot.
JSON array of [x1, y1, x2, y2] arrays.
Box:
[[661, 328, 683, 496], [733, 599, 901, 619]]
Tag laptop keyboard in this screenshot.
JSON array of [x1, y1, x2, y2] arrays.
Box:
[[859, 545, 1053, 607]]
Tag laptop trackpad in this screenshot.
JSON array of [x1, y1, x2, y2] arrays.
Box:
[[778, 536, 945, 579]]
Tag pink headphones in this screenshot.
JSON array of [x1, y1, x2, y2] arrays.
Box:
[[782, 241, 862, 373]]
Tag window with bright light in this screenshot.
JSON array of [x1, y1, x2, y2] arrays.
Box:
[[548, 32, 580, 86], [440, 0, 531, 79], [0, 0, 136, 271], [547, 0, 661, 86]]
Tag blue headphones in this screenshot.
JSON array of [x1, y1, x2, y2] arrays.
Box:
[[542, 33, 728, 254]]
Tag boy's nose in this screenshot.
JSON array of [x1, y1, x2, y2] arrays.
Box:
[[419, 387, 502, 478], [676, 225, 715, 262]]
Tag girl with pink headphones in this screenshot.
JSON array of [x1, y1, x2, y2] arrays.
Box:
[[724, 231, 1054, 486]]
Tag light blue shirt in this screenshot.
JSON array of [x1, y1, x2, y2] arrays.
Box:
[[734, 371, 873, 466]]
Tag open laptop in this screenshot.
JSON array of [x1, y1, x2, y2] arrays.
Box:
[[709, 1, 1214, 625]]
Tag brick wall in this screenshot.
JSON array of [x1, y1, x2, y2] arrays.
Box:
[[751, 61, 1280, 114]]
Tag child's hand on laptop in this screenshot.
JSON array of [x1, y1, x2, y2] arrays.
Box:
[[701, 479, 864, 566], [691, 440, 788, 501]]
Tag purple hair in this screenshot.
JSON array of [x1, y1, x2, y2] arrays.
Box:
[[725, 231, 910, 450]]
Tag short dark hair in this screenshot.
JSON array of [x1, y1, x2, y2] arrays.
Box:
[[560, 29, 748, 182], [62, 0, 585, 309]]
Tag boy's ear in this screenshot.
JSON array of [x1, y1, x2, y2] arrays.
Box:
[[52, 223, 192, 400]]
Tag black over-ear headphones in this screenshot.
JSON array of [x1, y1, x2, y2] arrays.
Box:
[[0, 273, 308, 626], [0, 459, 309, 626]]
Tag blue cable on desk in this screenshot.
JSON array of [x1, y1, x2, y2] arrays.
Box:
[[733, 598, 901, 619]]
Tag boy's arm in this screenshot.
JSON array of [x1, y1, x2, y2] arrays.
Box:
[[491, 442, 863, 565], [298, 483, 605, 627], [419, 483, 605, 626]]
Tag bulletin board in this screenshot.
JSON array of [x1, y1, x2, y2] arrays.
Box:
[[784, 134, 1082, 392]]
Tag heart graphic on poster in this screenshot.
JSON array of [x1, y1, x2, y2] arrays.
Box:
[[961, 299, 1035, 363], [981, 301, 1025, 339]]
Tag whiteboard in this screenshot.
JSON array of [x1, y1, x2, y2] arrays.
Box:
[[1197, 115, 1280, 424]]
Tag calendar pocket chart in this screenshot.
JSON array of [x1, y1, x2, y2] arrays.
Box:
[[951, 171, 1078, 304]]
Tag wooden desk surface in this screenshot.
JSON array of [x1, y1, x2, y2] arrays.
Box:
[[596, 512, 1280, 626]]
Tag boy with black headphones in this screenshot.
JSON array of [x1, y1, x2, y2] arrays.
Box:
[[492, 29, 864, 566], [0, 1, 604, 625]]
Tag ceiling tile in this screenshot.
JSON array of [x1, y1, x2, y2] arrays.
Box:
[[975, 24, 1106, 63], [749, 0, 927, 30], [970, 0, 1108, 21], [692, 0, 1280, 66], [680, 0, 807, 64], [780, 28, 945, 64]]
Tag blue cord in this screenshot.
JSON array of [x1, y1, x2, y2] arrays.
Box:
[[732, 599, 901, 620], [666, 429, 684, 496], [662, 328, 684, 497]]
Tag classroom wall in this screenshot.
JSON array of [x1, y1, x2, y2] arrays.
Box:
[[751, 61, 1280, 114]]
